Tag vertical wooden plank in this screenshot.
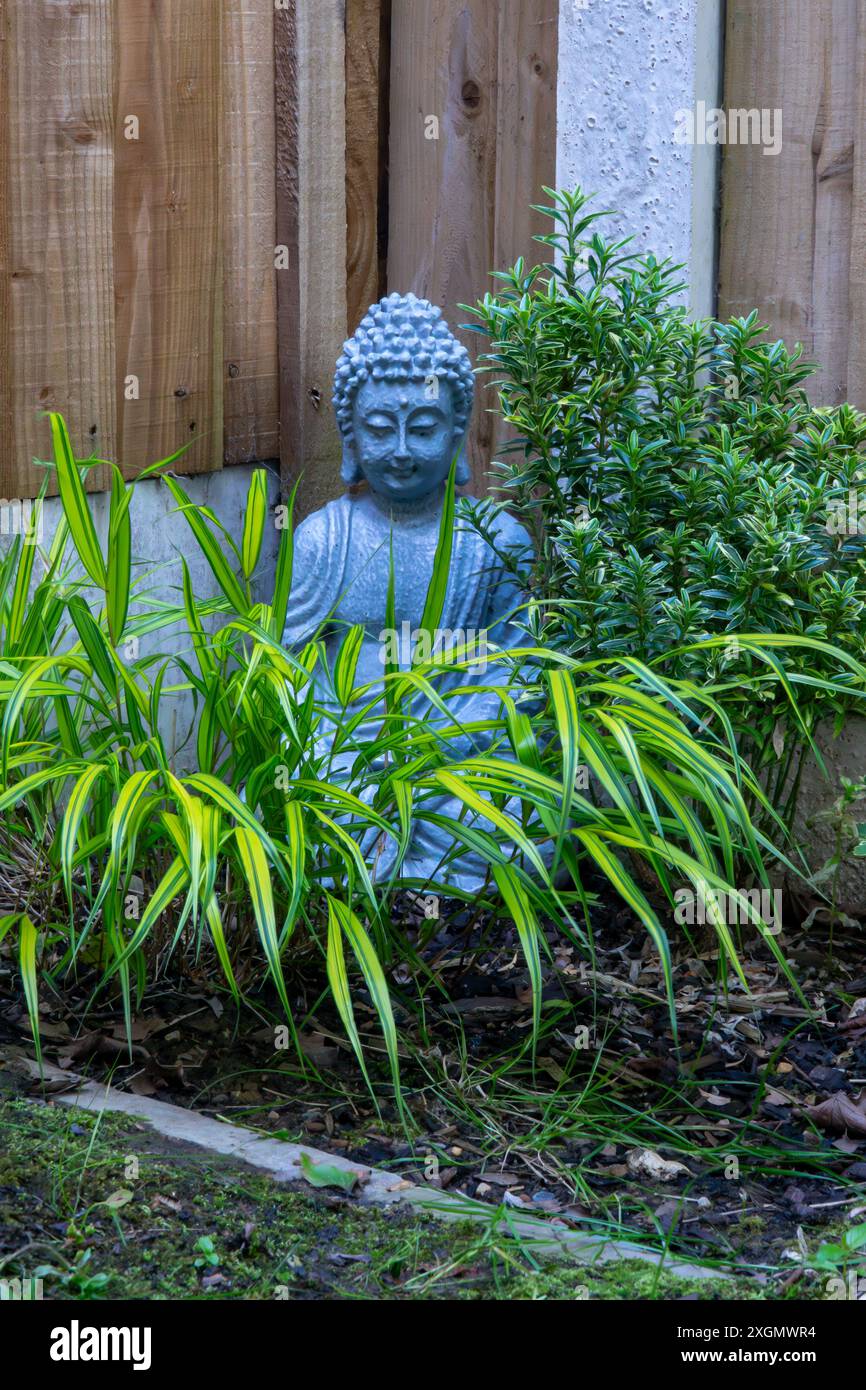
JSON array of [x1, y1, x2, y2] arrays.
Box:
[[719, 2, 866, 408], [387, 0, 498, 491], [847, 1, 866, 404], [491, 2, 558, 462], [0, 1, 10, 496], [275, 0, 347, 517], [114, 0, 223, 477], [387, 0, 557, 491], [815, 1, 857, 404], [492, 6, 558, 290], [718, 2, 836, 398], [0, 0, 115, 497], [224, 0, 279, 465], [274, 0, 300, 503], [345, 0, 388, 334]]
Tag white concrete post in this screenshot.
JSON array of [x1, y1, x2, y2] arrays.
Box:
[[557, 0, 724, 319]]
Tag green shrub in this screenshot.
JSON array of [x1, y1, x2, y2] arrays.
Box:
[[466, 188, 866, 805], [0, 415, 811, 1088]]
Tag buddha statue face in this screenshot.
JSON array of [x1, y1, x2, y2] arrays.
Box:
[[333, 292, 475, 500], [350, 378, 465, 502]]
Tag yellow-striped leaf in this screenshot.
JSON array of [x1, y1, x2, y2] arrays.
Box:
[[18, 915, 41, 1065], [493, 863, 542, 1048], [234, 826, 292, 1022], [50, 413, 106, 588], [242, 468, 269, 579], [107, 465, 132, 645]]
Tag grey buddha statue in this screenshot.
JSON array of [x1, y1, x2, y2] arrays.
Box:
[[281, 292, 533, 891]]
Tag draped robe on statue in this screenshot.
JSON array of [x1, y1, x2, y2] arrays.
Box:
[[281, 490, 533, 890]]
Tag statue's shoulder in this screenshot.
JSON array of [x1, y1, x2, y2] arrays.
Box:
[[293, 493, 353, 551]]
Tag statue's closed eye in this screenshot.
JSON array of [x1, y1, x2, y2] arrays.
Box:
[[408, 412, 440, 433], [364, 414, 396, 432]]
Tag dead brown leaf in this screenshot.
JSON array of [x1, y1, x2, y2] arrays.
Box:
[[802, 1091, 866, 1137]]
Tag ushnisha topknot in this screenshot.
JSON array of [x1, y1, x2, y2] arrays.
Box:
[[333, 292, 475, 484]]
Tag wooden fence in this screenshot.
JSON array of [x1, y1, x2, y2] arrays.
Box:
[[719, 0, 866, 407], [0, 0, 557, 506]]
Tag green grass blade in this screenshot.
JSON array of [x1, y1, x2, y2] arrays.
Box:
[[492, 863, 542, 1053], [18, 915, 41, 1066], [271, 478, 299, 640], [547, 667, 580, 868], [575, 827, 676, 1043], [17, 922, 41, 1061], [234, 826, 293, 1025], [415, 454, 458, 653], [60, 763, 108, 906], [7, 484, 46, 648], [50, 413, 107, 588], [282, 800, 306, 944], [242, 468, 269, 579], [327, 894, 401, 1108], [325, 895, 373, 1094], [163, 476, 249, 615], [107, 465, 132, 645], [182, 559, 215, 681], [333, 625, 364, 707], [434, 768, 548, 877]]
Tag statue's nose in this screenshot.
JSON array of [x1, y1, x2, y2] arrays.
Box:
[[394, 423, 411, 459]]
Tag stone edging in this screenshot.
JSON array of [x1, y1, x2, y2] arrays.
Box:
[[16, 1057, 728, 1283]]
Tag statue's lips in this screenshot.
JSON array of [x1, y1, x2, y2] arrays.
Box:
[[386, 463, 418, 478]]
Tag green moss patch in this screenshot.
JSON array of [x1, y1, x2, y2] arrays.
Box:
[[0, 1096, 771, 1301]]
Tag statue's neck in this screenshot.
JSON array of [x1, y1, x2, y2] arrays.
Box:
[[365, 485, 446, 523]]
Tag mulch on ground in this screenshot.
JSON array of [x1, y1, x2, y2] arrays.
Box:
[[2, 878, 865, 1288]]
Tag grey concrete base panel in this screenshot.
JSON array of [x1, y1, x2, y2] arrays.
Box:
[[2, 464, 281, 770]]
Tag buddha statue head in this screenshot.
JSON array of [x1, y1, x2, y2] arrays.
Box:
[[333, 292, 475, 502]]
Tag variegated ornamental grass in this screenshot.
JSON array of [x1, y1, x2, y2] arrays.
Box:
[[0, 415, 833, 1098]]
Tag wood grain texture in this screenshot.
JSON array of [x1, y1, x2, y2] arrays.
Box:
[[0, 0, 115, 496], [388, 0, 498, 491], [816, 0, 857, 403], [493, 5, 558, 288], [847, 0, 866, 402], [346, 0, 387, 335], [274, 0, 300, 502], [276, 0, 347, 518], [492, 2, 558, 464], [0, 1, 10, 497], [0, 0, 557, 503], [387, 0, 557, 492], [224, 0, 279, 465], [114, 0, 223, 477], [719, 1, 858, 406]]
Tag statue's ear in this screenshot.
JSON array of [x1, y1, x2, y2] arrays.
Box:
[[454, 437, 470, 486], [341, 440, 362, 485]]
